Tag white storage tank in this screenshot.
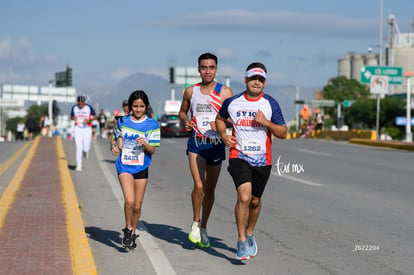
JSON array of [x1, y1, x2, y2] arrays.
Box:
[[365, 53, 379, 66], [338, 54, 351, 78], [351, 54, 364, 81]]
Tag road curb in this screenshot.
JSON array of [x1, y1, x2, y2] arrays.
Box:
[[56, 138, 97, 274], [349, 138, 414, 151]]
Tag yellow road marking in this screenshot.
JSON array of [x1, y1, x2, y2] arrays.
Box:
[[0, 137, 39, 230], [0, 141, 32, 176], [56, 138, 97, 275]]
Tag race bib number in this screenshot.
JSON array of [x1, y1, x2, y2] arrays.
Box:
[[76, 117, 86, 127], [196, 115, 213, 133], [121, 146, 144, 166], [241, 139, 263, 155]]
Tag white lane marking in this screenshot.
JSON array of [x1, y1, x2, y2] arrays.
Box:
[[297, 148, 332, 157], [272, 172, 325, 187], [93, 142, 177, 275]]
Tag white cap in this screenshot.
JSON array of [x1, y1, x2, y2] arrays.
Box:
[[245, 67, 267, 79]]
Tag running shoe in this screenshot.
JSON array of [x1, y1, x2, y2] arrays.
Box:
[[246, 233, 257, 257], [128, 234, 138, 250], [236, 240, 250, 260], [188, 221, 201, 244], [199, 228, 210, 248], [75, 164, 82, 171], [122, 228, 133, 248]]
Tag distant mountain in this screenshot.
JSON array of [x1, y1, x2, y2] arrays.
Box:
[[81, 73, 172, 115], [67, 72, 322, 122]]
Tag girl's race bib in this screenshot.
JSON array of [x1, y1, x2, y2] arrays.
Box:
[[121, 146, 144, 166]]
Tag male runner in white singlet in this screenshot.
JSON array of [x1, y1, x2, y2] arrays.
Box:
[[179, 52, 233, 248]]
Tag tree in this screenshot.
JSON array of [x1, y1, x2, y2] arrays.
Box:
[[322, 76, 370, 129], [5, 103, 63, 138], [322, 76, 370, 102], [345, 99, 376, 129], [343, 96, 406, 138], [5, 117, 24, 134]]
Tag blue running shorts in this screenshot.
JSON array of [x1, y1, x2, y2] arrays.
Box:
[[186, 136, 225, 166]]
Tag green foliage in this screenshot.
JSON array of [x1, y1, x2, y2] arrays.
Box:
[[322, 76, 369, 102], [321, 76, 407, 138], [5, 104, 47, 136], [5, 117, 24, 133], [345, 99, 376, 129], [382, 126, 404, 140], [344, 97, 406, 137], [27, 104, 49, 120], [321, 76, 370, 128]]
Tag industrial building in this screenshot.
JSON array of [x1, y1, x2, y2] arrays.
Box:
[[338, 14, 414, 94]]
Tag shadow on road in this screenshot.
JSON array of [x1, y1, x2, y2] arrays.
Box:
[[141, 221, 244, 265], [85, 226, 128, 253]]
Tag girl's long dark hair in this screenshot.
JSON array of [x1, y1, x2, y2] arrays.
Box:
[[127, 90, 150, 113]]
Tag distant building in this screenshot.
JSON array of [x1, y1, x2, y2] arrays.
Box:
[[338, 14, 414, 94], [338, 53, 380, 82]]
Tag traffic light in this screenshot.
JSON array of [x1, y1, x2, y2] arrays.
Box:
[[52, 100, 60, 117], [169, 67, 175, 84], [66, 66, 72, 86]]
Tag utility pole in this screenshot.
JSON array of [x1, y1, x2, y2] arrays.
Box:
[[375, 0, 383, 140], [295, 85, 300, 132], [404, 72, 413, 142], [48, 80, 54, 126]]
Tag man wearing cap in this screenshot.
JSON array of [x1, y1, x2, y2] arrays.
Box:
[[70, 95, 97, 171], [216, 62, 287, 260]]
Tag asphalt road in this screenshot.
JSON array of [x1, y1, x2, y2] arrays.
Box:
[[2, 138, 413, 274]]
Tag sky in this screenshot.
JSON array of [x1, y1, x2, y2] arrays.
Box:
[[1, 0, 413, 91]]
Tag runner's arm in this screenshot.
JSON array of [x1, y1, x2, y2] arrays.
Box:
[[179, 87, 194, 131], [255, 109, 287, 139]]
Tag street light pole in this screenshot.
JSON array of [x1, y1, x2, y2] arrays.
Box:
[[404, 72, 413, 142], [48, 80, 53, 127], [379, 0, 383, 66], [375, 0, 383, 140]]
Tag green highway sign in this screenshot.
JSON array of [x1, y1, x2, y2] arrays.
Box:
[[306, 99, 335, 107], [343, 100, 355, 107], [360, 66, 403, 85], [294, 99, 335, 107]]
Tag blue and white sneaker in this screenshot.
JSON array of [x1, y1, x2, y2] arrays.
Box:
[[199, 228, 211, 248], [246, 233, 257, 257], [236, 240, 250, 260]]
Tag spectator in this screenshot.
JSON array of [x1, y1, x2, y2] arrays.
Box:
[[313, 109, 324, 130], [25, 113, 37, 140], [97, 109, 108, 137], [16, 119, 25, 140], [39, 113, 52, 136], [300, 105, 312, 134]]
